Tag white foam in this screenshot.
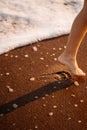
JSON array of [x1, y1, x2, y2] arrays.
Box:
[[0, 0, 83, 55]]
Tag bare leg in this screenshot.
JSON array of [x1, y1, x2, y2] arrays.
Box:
[[58, 0, 87, 76]]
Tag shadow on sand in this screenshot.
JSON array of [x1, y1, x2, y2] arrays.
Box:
[[0, 71, 74, 116]]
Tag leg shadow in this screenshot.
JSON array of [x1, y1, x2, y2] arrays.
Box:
[[0, 71, 74, 116]]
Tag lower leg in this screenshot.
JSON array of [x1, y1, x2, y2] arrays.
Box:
[[58, 3, 87, 76]]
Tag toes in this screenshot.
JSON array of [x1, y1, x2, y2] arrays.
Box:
[[76, 69, 86, 76], [78, 69, 86, 76], [81, 72, 86, 76]]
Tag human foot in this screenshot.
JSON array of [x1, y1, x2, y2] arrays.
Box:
[[58, 54, 86, 76]]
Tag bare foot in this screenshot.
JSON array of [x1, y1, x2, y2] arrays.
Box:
[[58, 54, 86, 76]]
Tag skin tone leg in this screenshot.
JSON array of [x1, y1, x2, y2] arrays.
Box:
[[58, 0, 87, 76]]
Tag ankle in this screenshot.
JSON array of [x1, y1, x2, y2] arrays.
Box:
[[60, 53, 75, 61]]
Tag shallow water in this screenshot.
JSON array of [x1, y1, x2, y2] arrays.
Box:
[[0, 0, 83, 55]]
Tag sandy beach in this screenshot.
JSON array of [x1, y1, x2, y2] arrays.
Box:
[[0, 35, 87, 130]]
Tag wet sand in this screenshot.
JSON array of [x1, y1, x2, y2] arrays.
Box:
[[0, 35, 87, 130]]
